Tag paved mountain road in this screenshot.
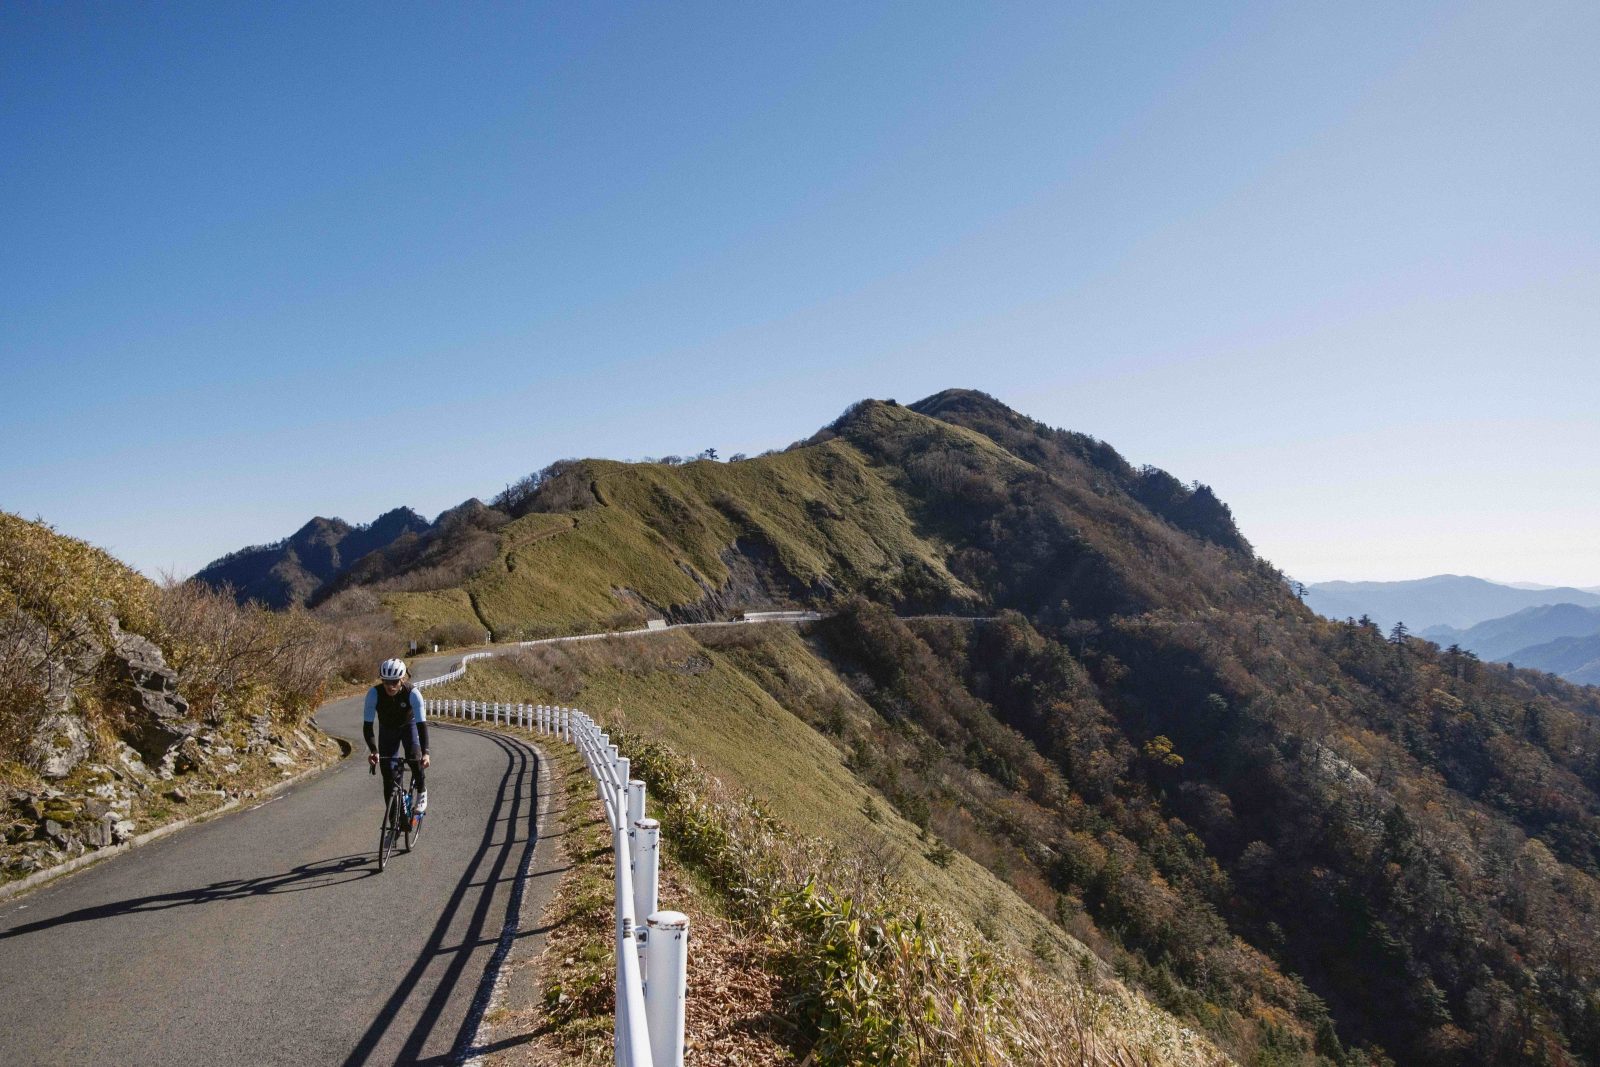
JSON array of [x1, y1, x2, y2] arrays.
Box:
[[0, 652, 559, 1067]]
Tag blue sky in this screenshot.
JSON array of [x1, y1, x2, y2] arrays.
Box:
[[3, 2, 1596, 585]]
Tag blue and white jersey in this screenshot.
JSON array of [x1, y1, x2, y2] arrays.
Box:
[[364, 685, 427, 730]]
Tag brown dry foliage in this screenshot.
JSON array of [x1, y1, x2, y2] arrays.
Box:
[[154, 578, 341, 723]]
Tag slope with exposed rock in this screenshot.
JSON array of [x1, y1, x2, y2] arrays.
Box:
[[1, 512, 345, 885]]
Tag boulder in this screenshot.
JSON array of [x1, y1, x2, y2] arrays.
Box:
[[86, 815, 116, 849], [29, 713, 92, 779]]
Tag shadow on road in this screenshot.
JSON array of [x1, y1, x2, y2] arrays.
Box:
[[341, 725, 543, 1066], [0, 855, 376, 941]]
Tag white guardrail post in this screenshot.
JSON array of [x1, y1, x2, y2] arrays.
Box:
[[646, 910, 689, 1067]]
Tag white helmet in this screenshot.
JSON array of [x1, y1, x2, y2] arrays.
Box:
[[379, 658, 407, 681]]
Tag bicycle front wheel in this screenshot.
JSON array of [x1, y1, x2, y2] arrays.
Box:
[[378, 790, 401, 871], [402, 788, 415, 853]]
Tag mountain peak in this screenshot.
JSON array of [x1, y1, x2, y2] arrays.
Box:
[[908, 388, 1021, 422], [292, 516, 352, 540], [195, 507, 433, 608]]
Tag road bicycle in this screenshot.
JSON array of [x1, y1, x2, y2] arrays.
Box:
[[372, 756, 425, 871]]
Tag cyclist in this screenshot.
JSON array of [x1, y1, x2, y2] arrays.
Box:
[[365, 658, 430, 818]]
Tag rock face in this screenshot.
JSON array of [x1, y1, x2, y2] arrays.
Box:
[[108, 621, 197, 763], [28, 714, 91, 779]]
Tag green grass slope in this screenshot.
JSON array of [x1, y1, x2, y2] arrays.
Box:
[[430, 625, 1226, 1064], [385, 428, 991, 641]]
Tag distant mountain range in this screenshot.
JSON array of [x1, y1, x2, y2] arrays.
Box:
[[1305, 576, 1600, 685], [1422, 603, 1600, 661], [1304, 574, 1600, 632], [192, 506, 434, 608], [1508, 633, 1600, 686]]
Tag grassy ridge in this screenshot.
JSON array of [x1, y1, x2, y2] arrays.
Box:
[[383, 431, 989, 641]]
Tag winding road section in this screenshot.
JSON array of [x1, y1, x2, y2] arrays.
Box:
[[0, 651, 558, 1067]]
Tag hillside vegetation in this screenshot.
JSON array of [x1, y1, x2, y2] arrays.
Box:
[[0, 512, 364, 882], [431, 628, 1226, 1066], [235, 389, 1600, 1066]]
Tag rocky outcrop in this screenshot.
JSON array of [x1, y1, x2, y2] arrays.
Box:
[[3, 763, 140, 874], [108, 620, 197, 764], [2, 721, 335, 881]]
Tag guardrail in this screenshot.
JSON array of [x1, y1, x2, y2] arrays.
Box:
[[411, 650, 493, 690], [429, 696, 686, 1067]]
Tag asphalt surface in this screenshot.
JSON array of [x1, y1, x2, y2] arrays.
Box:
[[0, 651, 559, 1067]]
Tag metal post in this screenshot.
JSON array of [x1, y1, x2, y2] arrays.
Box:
[[632, 817, 659, 973], [628, 780, 646, 830], [646, 911, 689, 1067]]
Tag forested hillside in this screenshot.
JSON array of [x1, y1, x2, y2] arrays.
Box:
[[242, 389, 1600, 1065]]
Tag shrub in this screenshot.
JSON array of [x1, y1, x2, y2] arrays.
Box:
[[155, 579, 340, 723]]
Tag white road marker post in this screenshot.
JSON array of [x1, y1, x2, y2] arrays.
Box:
[[646, 911, 689, 1067], [632, 817, 660, 975], [627, 779, 646, 831]]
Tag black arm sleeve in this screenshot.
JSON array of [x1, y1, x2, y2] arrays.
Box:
[[416, 722, 430, 755], [363, 721, 376, 753]]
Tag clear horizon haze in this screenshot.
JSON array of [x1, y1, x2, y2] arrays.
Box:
[[3, 3, 1596, 586]]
